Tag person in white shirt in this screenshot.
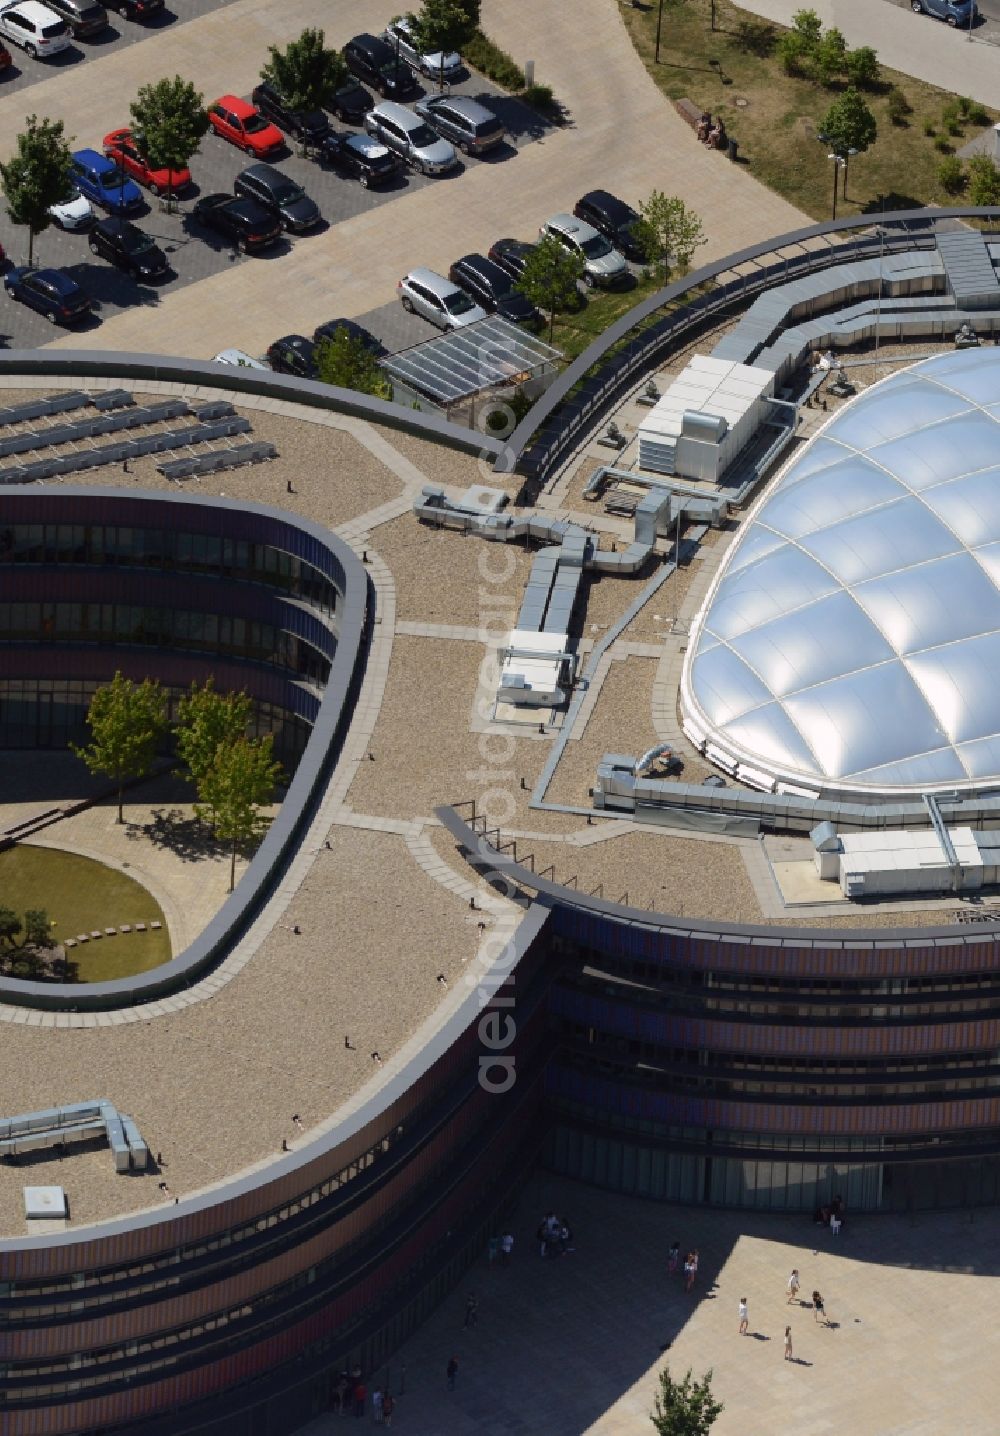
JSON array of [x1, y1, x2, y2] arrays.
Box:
[[738, 1298, 749, 1335]]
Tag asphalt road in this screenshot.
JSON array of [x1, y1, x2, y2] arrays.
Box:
[[0, 72, 549, 353]]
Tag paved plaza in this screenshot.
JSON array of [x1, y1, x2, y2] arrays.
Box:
[[299, 1174, 1000, 1436]]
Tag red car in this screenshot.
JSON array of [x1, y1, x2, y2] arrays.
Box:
[[207, 96, 284, 158], [103, 128, 192, 197]]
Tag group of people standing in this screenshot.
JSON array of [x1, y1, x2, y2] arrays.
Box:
[[537, 1211, 574, 1258], [667, 1241, 700, 1293], [330, 1370, 395, 1423]]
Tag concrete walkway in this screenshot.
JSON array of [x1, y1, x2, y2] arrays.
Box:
[[45, 0, 808, 360]]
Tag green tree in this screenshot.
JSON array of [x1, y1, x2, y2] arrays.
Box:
[[776, 28, 811, 75], [408, 0, 478, 90], [650, 1366, 723, 1436], [790, 7, 823, 46], [314, 327, 391, 398], [128, 76, 209, 204], [174, 677, 252, 794], [196, 736, 283, 891], [635, 190, 706, 283], [819, 87, 877, 196], [967, 153, 1000, 206], [938, 155, 966, 197], [515, 235, 584, 344], [72, 671, 168, 824], [845, 45, 881, 90], [23, 909, 54, 950], [261, 28, 345, 114], [0, 114, 74, 266], [814, 26, 847, 86], [0, 907, 22, 947]]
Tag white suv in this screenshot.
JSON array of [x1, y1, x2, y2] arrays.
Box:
[[0, 0, 69, 56], [539, 213, 629, 289], [383, 15, 462, 80], [398, 268, 486, 331], [365, 100, 457, 176]]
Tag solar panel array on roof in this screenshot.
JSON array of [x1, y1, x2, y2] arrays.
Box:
[[381, 316, 562, 406]]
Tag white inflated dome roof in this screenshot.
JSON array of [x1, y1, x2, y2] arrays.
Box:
[[682, 349, 1000, 798]]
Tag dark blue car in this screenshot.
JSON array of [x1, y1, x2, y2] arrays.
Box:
[[4, 267, 92, 325], [70, 148, 143, 214]]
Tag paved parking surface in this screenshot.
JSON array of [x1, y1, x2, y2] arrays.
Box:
[[0, 72, 546, 353]]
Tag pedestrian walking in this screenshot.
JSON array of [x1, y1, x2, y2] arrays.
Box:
[[372, 1387, 383, 1424], [464, 1291, 478, 1328], [738, 1297, 749, 1335], [501, 1231, 514, 1265], [352, 1382, 366, 1419], [786, 1268, 800, 1304], [487, 1235, 499, 1265], [447, 1355, 458, 1391], [812, 1290, 827, 1324], [683, 1254, 695, 1293], [382, 1393, 394, 1427], [784, 1325, 793, 1361], [668, 1240, 680, 1276]]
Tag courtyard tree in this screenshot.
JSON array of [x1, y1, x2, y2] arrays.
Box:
[[195, 735, 283, 891], [819, 87, 877, 197], [650, 1366, 723, 1436], [0, 114, 75, 266], [635, 190, 706, 283], [174, 678, 252, 792], [261, 27, 345, 113], [516, 234, 584, 344], [314, 326, 391, 398], [72, 671, 168, 824], [408, 0, 479, 90], [128, 76, 210, 205], [0, 907, 22, 946]]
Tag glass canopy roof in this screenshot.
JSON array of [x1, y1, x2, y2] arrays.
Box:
[[682, 349, 1000, 797]]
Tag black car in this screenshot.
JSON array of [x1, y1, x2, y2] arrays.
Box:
[[487, 237, 538, 282], [449, 254, 541, 328], [88, 217, 169, 279], [329, 80, 374, 125], [44, 0, 108, 37], [324, 132, 400, 188], [4, 267, 91, 325], [233, 164, 320, 233], [104, 0, 161, 18], [192, 194, 282, 253], [344, 33, 418, 99], [573, 190, 646, 264], [267, 334, 317, 379], [251, 82, 331, 146], [313, 318, 386, 356]]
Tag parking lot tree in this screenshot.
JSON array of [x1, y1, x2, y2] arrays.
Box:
[[129, 76, 209, 206], [314, 328, 391, 399], [195, 735, 283, 892], [516, 235, 585, 343], [819, 87, 876, 196], [409, 0, 479, 89], [174, 677, 252, 795], [261, 27, 345, 113], [635, 190, 706, 282], [650, 1365, 723, 1436], [72, 671, 168, 824], [0, 114, 74, 266]]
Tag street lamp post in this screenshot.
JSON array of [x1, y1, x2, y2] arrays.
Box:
[[655, 0, 665, 62], [829, 154, 840, 221]]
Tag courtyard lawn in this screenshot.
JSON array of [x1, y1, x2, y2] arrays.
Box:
[[0, 844, 170, 981]]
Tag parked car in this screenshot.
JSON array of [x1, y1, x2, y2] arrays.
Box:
[[234, 163, 320, 233], [573, 190, 646, 264], [42, 0, 105, 37], [328, 80, 374, 125], [70, 148, 142, 213], [88, 217, 168, 279], [104, 0, 160, 17], [313, 317, 385, 355], [539, 212, 629, 288], [324, 131, 400, 188], [449, 253, 541, 327], [207, 95, 284, 158], [47, 187, 94, 230], [251, 81, 331, 147], [103, 127, 191, 196], [344, 32, 418, 99], [4, 266, 91, 324], [212, 348, 270, 369], [0, 1, 69, 58], [267, 334, 317, 379], [487, 237, 538, 282], [414, 95, 505, 156], [191, 193, 282, 253], [910, 0, 976, 23], [398, 267, 487, 331], [365, 101, 456, 175], [383, 14, 461, 81]]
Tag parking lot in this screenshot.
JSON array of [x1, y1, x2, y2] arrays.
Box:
[[0, 54, 550, 354]]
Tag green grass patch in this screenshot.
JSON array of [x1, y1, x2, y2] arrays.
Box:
[[618, 0, 998, 220], [0, 845, 170, 981]]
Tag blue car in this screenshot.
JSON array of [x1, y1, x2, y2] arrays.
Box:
[[70, 148, 143, 214], [4, 267, 92, 325], [911, 0, 976, 25]]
